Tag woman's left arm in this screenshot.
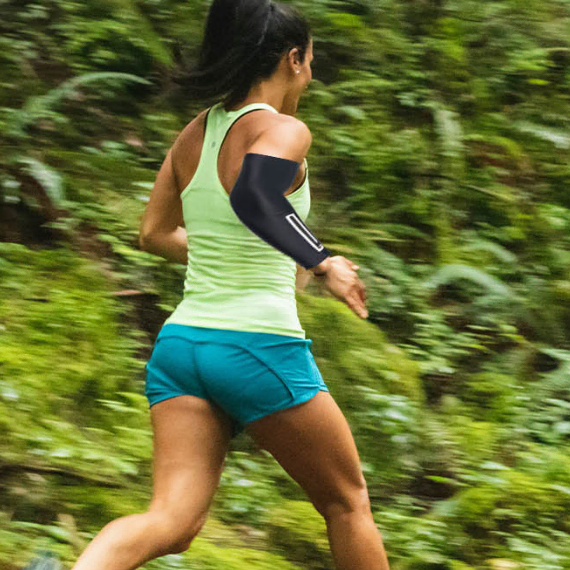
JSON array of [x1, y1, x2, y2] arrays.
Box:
[[296, 263, 313, 291], [139, 148, 188, 265]]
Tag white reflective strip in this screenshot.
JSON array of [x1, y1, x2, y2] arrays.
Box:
[[285, 213, 324, 251]]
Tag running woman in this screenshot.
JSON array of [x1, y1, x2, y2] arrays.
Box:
[[71, 1, 390, 569]]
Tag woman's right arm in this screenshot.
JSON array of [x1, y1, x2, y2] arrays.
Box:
[[229, 117, 331, 271], [232, 117, 368, 319]]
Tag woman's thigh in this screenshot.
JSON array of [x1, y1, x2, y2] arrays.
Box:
[[245, 390, 369, 517], [149, 395, 233, 533]]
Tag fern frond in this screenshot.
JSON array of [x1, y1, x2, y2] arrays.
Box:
[[461, 239, 518, 264], [15, 157, 64, 205], [8, 72, 151, 136], [425, 264, 512, 297]]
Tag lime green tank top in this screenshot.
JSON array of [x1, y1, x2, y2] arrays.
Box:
[[163, 101, 311, 339]]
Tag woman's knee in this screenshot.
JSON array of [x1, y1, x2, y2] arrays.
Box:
[[316, 478, 372, 522], [149, 508, 208, 555]]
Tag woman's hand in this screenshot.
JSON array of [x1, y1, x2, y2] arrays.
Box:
[[317, 256, 368, 319]]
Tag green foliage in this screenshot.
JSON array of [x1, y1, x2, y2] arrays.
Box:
[[213, 451, 284, 527], [266, 500, 332, 569], [0, 243, 152, 566], [425, 264, 513, 297], [175, 536, 302, 570], [5, 72, 151, 137]]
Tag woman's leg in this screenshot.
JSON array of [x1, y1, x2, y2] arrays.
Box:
[[71, 395, 233, 570], [246, 390, 390, 570]]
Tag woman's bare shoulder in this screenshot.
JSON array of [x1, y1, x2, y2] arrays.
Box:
[[249, 114, 312, 162], [170, 108, 212, 168], [175, 108, 210, 144]]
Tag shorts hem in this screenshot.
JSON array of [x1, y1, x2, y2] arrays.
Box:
[[147, 392, 209, 408], [242, 386, 330, 425]]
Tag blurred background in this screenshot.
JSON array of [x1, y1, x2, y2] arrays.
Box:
[[2, 0, 570, 568]]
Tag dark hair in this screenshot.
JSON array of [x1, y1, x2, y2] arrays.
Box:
[[177, 0, 311, 110]]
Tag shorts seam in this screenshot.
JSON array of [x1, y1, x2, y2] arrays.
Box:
[[190, 337, 209, 400], [145, 347, 210, 402], [237, 345, 297, 400], [243, 386, 327, 425]]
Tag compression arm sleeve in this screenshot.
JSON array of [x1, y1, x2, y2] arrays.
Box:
[[229, 152, 331, 270]]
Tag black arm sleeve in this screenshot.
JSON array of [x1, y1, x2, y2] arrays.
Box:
[[229, 152, 331, 270]]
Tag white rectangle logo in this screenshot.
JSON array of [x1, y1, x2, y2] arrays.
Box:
[[285, 213, 325, 252]]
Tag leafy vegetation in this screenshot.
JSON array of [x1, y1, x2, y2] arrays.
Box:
[[2, 0, 570, 569]]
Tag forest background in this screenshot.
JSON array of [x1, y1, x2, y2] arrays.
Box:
[[1, 1, 570, 569]]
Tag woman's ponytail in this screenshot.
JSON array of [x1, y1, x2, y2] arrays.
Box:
[[176, 0, 310, 110]]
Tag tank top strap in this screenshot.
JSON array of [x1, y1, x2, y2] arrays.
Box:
[[191, 101, 307, 193], [207, 101, 279, 152], [194, 102, 279, 182], [219, 101, 280, 119]]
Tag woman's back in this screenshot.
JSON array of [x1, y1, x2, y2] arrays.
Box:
[[163, 101, 312, 338], [172, 104, 309, 199]]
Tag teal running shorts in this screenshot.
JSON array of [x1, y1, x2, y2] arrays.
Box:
[[144, 323, 329, 437]]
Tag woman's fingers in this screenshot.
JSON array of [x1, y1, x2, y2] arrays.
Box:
[[326, 257, 368, 318], [347, 288, 368, 319], [354, 278, 365, 301], [355, 278, 367, 308], [345, 270, 368, 318]]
